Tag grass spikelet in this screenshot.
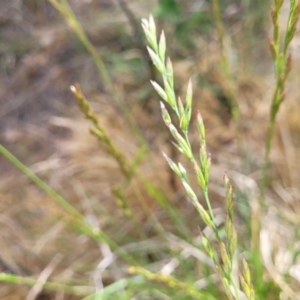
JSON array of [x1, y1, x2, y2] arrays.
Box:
[[70, 84, 132, 180], [263, 0, 300, 190], [142, 14, 256, 300], [128, 266, 216, 299]]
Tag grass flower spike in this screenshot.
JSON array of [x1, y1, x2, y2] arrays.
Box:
[[264, 0, 300, 187], [1, 2, 300, 299], [142, 15, 256, 299]]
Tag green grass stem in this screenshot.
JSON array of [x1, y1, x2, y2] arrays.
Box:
[[49, 0, 147, 147], [0, 273, 93, 296], [0, 144, 136, 265], [262, 0, 300, 194]]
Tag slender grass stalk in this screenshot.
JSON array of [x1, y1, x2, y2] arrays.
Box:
[[52, 0, 192, 237], [0, 273, 93, 296], [49, 0, 147, 146], [249, 0, 300, 268], [142, 15, 256, 299], [82, 276, 145, 300], [0, 145, 83, 220], [70, 84, 133, 181], [0, 273, 151, 299], [71, 83, 192, 237], [263, 0, 300, 192], [0, 143, 187, 294], [3, 2, 298, 298], [0, 144, 136, 265], [128, 266, 217, 300]]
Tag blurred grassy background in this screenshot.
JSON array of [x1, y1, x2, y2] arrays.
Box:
[[1, 0, 300, 299]]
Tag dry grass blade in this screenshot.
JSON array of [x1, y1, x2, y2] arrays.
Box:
[[26, 254, 63, 300]]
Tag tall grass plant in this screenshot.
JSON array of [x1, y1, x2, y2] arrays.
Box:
[[0, 1, 300, 299]]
